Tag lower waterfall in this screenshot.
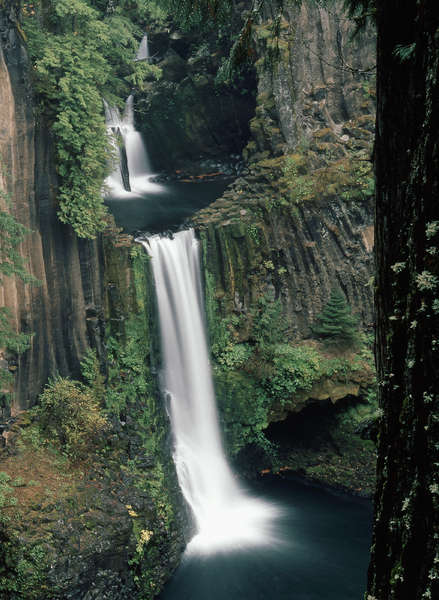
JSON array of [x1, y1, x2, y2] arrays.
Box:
[[140, 229, 278, 554]]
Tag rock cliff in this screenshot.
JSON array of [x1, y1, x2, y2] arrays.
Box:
[[0, 4, 104, 417], [248, 0, 375, 158], [188, 0, 377, 493], [0, 5, 185, 597]]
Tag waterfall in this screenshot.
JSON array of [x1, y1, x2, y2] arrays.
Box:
[[103, 95, 163, 196], [123, 94, 152, 181], [141, 230, 278, 555], [135, 34, 150, 61], [103, 100, 131, 195]]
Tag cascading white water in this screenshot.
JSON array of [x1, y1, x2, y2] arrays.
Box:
[[135, 34, 150, 61], [103, 94, 163, 196], [103, 100, 129, 195], [141, 230, 278, 555], [103, 33, 163, 197], [123, 94, 152, 179]]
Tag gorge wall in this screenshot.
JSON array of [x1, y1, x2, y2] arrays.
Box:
[[0, 4, 105, 417], [0, 4, 184, 597], [188, 0, 377, 492], [0, 0, 378, 597]]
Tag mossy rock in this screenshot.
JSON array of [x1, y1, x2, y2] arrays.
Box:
[[313, 128, 338, 143]]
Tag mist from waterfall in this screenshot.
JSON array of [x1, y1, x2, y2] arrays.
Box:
[[141, 230, 279, 555]]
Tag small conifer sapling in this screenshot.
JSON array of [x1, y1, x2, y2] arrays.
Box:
[[313, 288, 359, 346]]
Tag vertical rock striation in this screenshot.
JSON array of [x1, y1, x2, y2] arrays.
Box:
[[249, 0, 375, 159], [0, 2, 105, 415], [194, 0, 376, 340]]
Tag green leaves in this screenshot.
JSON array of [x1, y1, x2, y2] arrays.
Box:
[[23, 0, 162, 238], [36, 375, 109, 461], [0, 187, 38, 389], [158, 0, 234, 30], [125, 60, 162, 91]]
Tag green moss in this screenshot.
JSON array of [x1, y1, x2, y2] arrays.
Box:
[[214, 370, 271, 457], [0, 236, 183, 597], [198, 214, 376, 490], [23, 1, 162, 238], [0, 536, 50, 599]]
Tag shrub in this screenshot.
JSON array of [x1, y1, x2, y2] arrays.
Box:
[[36, 376, 108, 461], [267, 344, 322, 403], [250, 295, 286, 352]]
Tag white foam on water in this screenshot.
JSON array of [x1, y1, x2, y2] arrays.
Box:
[[141, 230, 280, 555]]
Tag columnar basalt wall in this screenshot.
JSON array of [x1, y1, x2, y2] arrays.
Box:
[[189, 1, 377, 492], [249, 0, 376, 159], [0, 5, 105, 415]]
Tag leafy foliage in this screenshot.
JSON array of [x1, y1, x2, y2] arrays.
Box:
[[23, 0, 162, 238], [313, 288, 359, 346], [207, 284, 370, 457], [343, 0, 376, 30], [267, 344, 322, 401], [0, 531, 47, 599], [0, 471, 47, 598], [0, 472, 17, 512], [35, 375, 109, 461], [250, 295, 287, 352], [393, 42, 416, 63], [157, 0, 235, 30], [0, 186, 38, 390]]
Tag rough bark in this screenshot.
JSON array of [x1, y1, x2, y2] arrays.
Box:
[[368, 2, 439, 598]]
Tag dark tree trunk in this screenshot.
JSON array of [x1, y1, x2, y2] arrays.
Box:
[[368, 1, 439, 599]]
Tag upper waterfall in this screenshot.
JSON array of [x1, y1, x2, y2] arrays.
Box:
[[103, 94, 163, 196], [123, 94, 153, 181], [135, 34, 150, 61], [141, 230, 279, 554]]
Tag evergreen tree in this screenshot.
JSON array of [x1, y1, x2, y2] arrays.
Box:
[[313, 288, 358, 345]]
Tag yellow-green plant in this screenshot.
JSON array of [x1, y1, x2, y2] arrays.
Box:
[[36, 376, 109, 461]]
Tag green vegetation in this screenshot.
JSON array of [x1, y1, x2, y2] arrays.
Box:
[[313, 288, 360, 346], [206, 281, 373, 458], [267, 344, 324, 402], [157, 0, 234, 30], [22, 0, 162, 238], [0, 531, 48, 599], [256, 150, 374, 210], [0, 472, 48, 598], [35, 374, 109, 462], [0, 183, 38, 391]]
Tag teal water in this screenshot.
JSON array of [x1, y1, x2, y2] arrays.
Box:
[[105, 179, 230, 234], [160, 477, 372, 600]]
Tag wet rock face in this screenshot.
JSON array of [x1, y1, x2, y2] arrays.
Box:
[[190, 2, 377, 493], [135, 16, 257, 172], [195, 183, 374, 340], [249, 0, 376, 159], [193, 0, 376, 339], [0, 7, 105, 415]]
